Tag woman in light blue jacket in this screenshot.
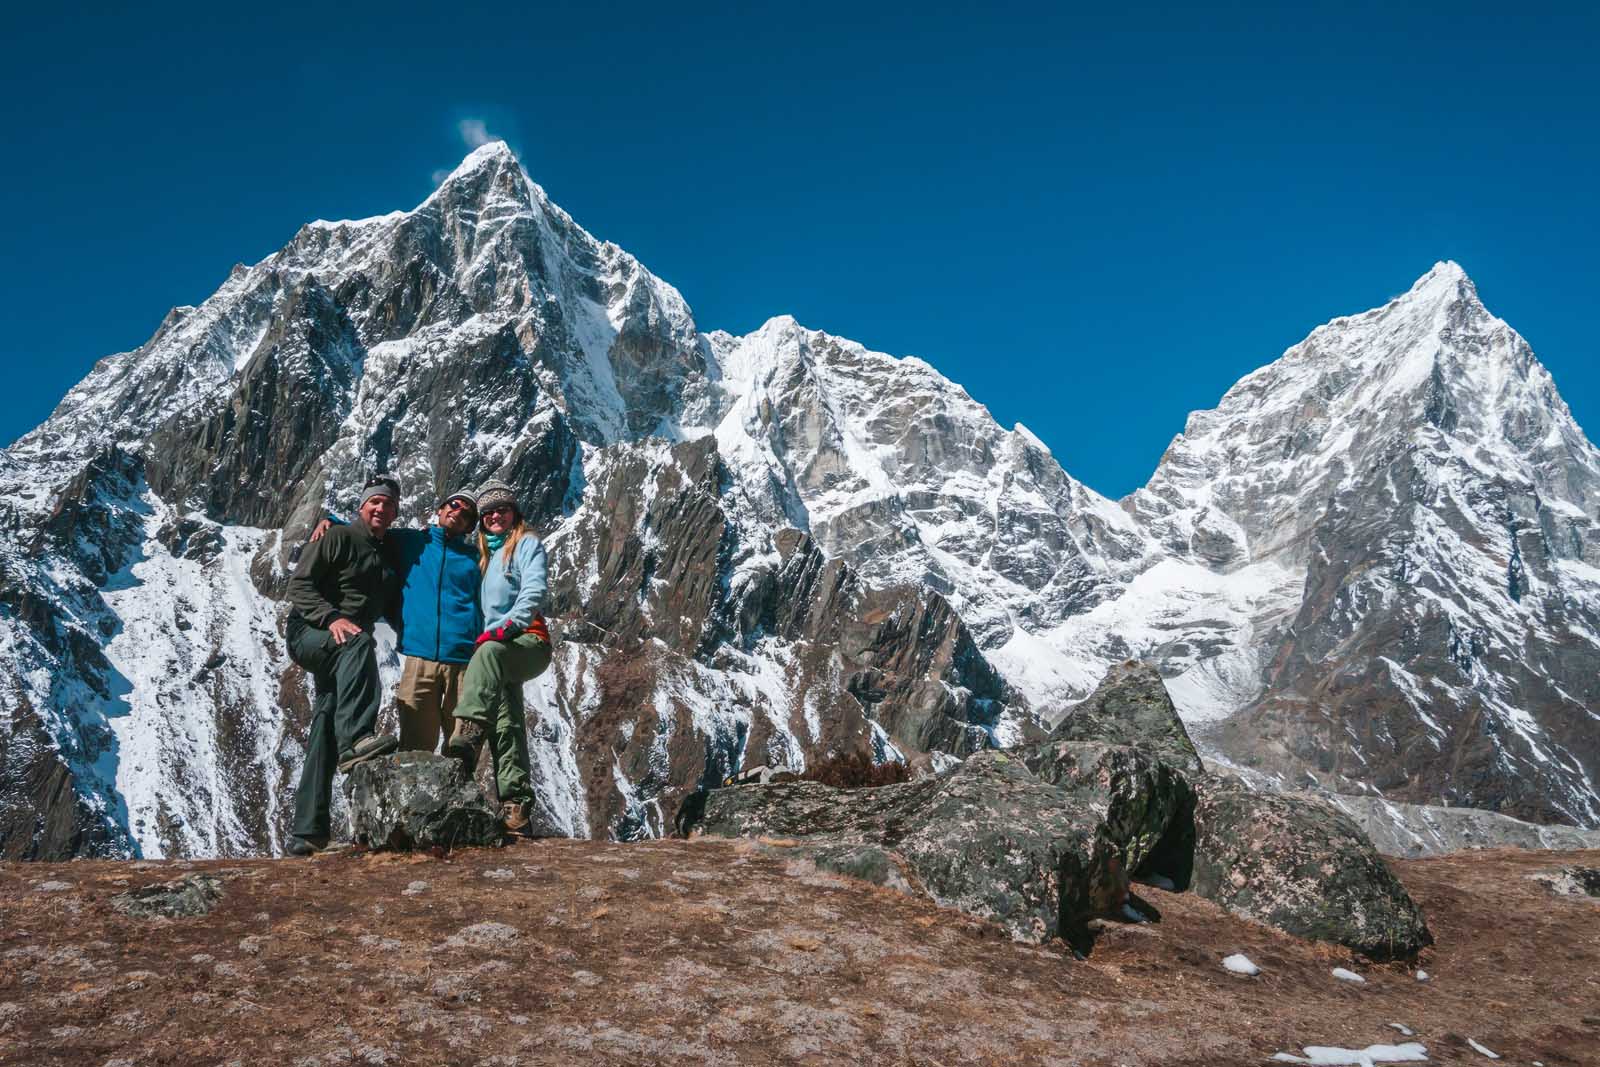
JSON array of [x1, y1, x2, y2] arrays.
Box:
[[446, 479, 551, 836]]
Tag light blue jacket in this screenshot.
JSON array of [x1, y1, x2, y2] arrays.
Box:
[[482, 534, 548, 632]]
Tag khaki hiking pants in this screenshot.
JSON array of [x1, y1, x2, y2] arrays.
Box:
[[396, 656, 467, 754]]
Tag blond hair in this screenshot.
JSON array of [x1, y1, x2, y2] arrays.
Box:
[[478, 518, 530, 574]]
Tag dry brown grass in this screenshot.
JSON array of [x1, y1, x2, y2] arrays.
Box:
[[800, 749, 912, 789]]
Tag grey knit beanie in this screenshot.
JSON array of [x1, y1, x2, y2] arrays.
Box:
[[475, 479, 519, 516], [359, 475, 401, 508], [439, 487, 478, 511]]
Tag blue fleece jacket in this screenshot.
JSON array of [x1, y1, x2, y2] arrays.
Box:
[[359, 523, 482, 665], [481, 534, 548, 632]]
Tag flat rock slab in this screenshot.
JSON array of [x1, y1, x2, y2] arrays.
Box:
[[1191, 778, 1432, 959], [698, 751, 1129, 945], [344, 751, 503, 851], [109, 874, 224, 918]]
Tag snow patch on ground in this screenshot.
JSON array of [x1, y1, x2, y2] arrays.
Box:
[[1271, 1043, 1428, 1065]]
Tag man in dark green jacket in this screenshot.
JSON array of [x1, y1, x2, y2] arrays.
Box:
[[284, 476, 404, 856]]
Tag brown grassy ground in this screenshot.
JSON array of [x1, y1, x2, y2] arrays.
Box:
[[0, 841, 1595, 1066]]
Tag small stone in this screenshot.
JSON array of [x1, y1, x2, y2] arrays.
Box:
[[111, 875, 224, 919], [403, 881, 430, 896], [1416, 970, 1430, 982], [443, 921, 521, 950], [1331, 967, 1366, 983], [35, 881, 72, 892], [483, 868, 515, 881]]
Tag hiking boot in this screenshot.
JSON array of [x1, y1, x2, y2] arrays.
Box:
[[501, 799, 535, 838], [337, 732, 398, 773], [446, 717, 486, 775], [286, 834, 328, 857]]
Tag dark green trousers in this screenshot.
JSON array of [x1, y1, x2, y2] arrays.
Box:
[[287, 617, 381, 839], [453, 633, 552, 806]]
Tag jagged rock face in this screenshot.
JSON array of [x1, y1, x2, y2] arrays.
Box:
[[1190, 778, 1433, 960], [538, 437, 1025, 841], [3, 139, 1599, 858], [704, 321, 1149, 646]]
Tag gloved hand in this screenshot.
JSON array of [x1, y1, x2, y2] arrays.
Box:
[[475, 625, 513, 646]]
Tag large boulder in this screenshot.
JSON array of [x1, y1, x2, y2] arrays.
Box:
[[345, 752, 505, 851], [1020, 739, 1196, 890], [697, 751, 1128, 947], [1048, 660, 1204, 776], [1190, 778, 1433, 959]]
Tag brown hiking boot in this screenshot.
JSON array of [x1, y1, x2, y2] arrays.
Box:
[[446, 717, 486, 775], [501, 800, 534, 838], [337, 732, 398, 773]]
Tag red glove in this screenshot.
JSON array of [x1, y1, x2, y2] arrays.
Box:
[[475, 625, 513, 646]]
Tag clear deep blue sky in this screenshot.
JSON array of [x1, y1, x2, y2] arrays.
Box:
[[2, 2, 1595, 498]]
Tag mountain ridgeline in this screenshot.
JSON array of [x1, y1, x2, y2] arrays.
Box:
[[2, 142, 1597, 859]]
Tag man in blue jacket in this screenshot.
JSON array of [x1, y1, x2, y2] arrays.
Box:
[[315, 487, 483, 753]]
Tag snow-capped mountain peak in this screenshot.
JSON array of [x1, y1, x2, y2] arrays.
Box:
[[3, 143, 1598, 863]]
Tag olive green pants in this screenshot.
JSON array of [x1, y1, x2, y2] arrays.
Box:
[[453, 633, 552, 805]]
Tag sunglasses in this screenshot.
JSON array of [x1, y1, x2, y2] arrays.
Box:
[[482, 505, 516, 518], [442, 499, 476, 514]]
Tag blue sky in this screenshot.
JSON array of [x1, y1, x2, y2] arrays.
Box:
[[2, 2, 1595, 498]]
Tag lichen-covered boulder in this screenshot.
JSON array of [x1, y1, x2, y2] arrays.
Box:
[[1048, 660, 1205, 777], [1020, 739, 1196, 890], [697, 751, 1128, 946], [345, 752, 504, 851], [1190, 778, 1432, 959]]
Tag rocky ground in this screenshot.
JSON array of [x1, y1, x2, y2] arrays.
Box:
[[1, 841, 1596, 1066]]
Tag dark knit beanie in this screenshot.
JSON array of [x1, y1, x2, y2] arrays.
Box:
[[475, 479, 519, 516]]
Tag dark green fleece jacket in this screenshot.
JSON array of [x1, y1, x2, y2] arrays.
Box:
[[286, 523, 400, 631]]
